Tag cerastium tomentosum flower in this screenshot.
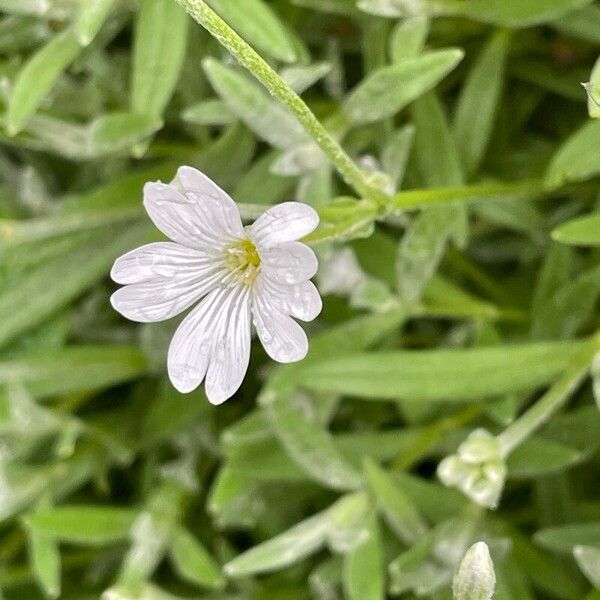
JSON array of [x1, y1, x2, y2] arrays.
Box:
[[110, 166, 322, 405]]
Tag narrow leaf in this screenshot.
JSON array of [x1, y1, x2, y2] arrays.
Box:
[[7, 29, 81, 134]]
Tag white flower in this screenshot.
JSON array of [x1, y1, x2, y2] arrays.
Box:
[[110, 166, 322, 405]]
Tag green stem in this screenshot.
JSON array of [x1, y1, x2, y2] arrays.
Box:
[[389, 179, 544, 211], [497, 350, 594, 456], [174, 0, 386, 203]]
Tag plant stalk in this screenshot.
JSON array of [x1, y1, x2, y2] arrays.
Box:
[[173, 0, 387, 203]]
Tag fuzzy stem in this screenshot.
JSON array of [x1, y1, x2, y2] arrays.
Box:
[[174, 0, 386, 203]]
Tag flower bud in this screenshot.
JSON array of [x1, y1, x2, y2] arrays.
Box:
[[438, 429, 506, 509], [453, 542, 496, 600]]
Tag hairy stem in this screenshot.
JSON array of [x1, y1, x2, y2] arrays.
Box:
[[174, 0, 386, 203]]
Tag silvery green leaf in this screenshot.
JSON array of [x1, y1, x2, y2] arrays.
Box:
[[535, 522, 600, 553], [203, 58, 308, 149], [224, 511, 330, 576], [381, 124, 415, 192], [270, 143, 324, 175], [552, 213, 600, 247], [389, 16, 430, 62], [584, 56, 600, 118], [75, 0, 116, 46], [364, 458, 427, 543], [6, 29, 81, 135], [453, 542, 496, 600], [25, 498, 61, 599], [281, 62, 331, 94], [573, 545, 600, 588], [445, 0, 595, 27], [358, 0, 424, 17], [181, 100, 235, 126], [453, 30, 510, 175], [396, 207, 458, 304], [343, 49, 464, 126], [24, 506, 137, 545], [205, 0, 298, 63], [168, 527, 225, 590], [0, 16, 50, 54], [296, 339, 586, 402], [545, 117, 600, 188], [25, 113, 163, 160], [264, 391, 363, 491], [131, 0, 188, 119], [342, 514, 384, 600]]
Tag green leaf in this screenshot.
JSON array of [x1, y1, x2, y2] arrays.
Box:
[[574, 545, 600, 588], [531, 264, 600, 340], [75, 0, 116, 46], [363, 458, 427, 543], [535, 522, 600, 554], [410, 93, 467, 246], [169, 527, 225, 589], [264, 392, 363, 491], [6, 29, 81, 135], [0, 346, 147, 398], [181, 99, 235, 126], [205, 0, 298, 63], [0, 223, 151, 350], [507, 437, 582, 478], [381, 124, 416, 192], [0, 15, 49, 53], [131, 0, 188, 118], [24, 112, 163, 160], [280, 62, 331, 93], [24, 506, 137, 545], [342, 515, 384, 600], [25, 502, 61, 599], [224, 511, 330, 576], [453, 30, 510, 175], [389, 16, 430, 63], [443, 0, 594, 27], [552, 213, 600, 246], [545, 120, 600, 189], [396, 207, 458, 304], [585, 57, 600, 118], [342, 49, 464, 126], [297, 339, 589, 402], [203, 57, 308, 149], [553, 5, 600, 44]]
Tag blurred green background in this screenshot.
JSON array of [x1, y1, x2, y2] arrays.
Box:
[[0, 0, 599, 598]]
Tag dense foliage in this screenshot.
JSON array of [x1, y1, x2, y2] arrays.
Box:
[[0, 0, 599, 598]]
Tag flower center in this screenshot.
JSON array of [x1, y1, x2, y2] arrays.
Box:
[[225, 238, 261, 285]]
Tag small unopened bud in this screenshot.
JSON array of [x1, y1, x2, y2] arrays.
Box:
[[453, 542, 496, 600], [438, 429, 506, 509]]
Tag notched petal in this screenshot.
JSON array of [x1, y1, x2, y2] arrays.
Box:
[[250, 202, 319, 246]]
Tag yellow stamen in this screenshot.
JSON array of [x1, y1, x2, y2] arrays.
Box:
[[225, 238, 261, 285]]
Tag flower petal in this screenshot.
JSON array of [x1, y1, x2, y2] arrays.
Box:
[[168, 285, 251, 403], [205, 288, 252, 405], [143, 179, 243, 251], [250, 202, 319, 246], [260, 242, 318, 285], [253, 295, 309, 363], [176, 166, 244, 239], [110, 266, 225, 323], [257, 277, 322, 322], [111, 242, 218, 284]]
